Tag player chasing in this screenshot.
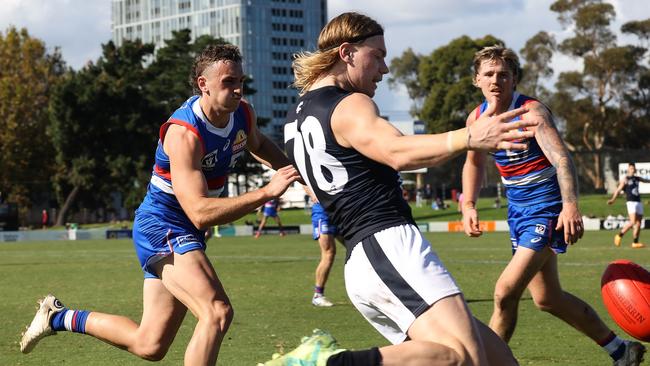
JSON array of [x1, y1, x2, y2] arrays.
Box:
[[305, 186, 339, 307], [19, 44, 301, 365], [461, 45, 645, 366], [608, 162, 649, 249], [265, 11, 547, 366], [255, 198, 286, 238]]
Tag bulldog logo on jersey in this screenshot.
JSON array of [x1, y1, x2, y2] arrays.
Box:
[[202, 150, 218, 170], [232, 130, 247, 153], [535, 224, 546, 235]]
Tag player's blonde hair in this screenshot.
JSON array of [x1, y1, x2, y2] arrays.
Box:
[[473, 45, 522, 84], [292, 12, 384, 95]]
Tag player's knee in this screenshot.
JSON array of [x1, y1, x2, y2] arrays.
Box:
[[532, 296, 557, 313], [133, 340, 170, 361], [200, 301, 234, 334], [493, 287, 519, 310]]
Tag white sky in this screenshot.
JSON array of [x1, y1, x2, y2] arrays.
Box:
[[1, 0, 649, 119]]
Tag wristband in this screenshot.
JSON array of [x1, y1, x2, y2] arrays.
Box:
[[446, 128, 469, 153]]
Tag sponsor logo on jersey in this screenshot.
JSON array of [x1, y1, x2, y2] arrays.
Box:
[[202, 150, 219, 170], [223, 139, 230, 151], [296, 101, 304, 113], [176, 234, 199, 248], [232, 129, 247, 153], [535, 224, 546, 235], [531, 236, 543, 243]]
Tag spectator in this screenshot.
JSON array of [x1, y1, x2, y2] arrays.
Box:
[[41, 209, 48, 229]]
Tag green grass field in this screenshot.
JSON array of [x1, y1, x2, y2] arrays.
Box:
[[230, 194, 642, 226], [2, 230, 649, 365]]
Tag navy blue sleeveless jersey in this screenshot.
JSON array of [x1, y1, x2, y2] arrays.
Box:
[[284, 86, 414, 254], [625, 176, 641, 202]]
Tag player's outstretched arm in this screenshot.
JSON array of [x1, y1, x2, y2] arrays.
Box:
[[331, 93, 538, 171], [530, 102, 583, 244], [462, 110, 487, 237], [607, 179, 626, 204], [245, 105, 293, 170], [165, 124, 301, 229]]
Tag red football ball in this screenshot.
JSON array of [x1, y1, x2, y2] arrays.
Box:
[[601, 260, 650, 341]]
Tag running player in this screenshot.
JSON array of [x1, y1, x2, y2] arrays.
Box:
[[276, 12, 542, 366], [461, 45, 644, 365], [19, 44, 300, 365], [255, 198, 286, 237], [305, 186, 338, 307], [608, 162, 649, 248]]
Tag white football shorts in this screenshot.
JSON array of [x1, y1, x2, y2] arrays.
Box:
[[344, 224, 461, 344], [627, 201, 644, 216]]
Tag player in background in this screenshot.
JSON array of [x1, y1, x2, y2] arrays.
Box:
[[269, 11, 545, 366], [255, 198, 286, 238], [20, 44, 300, 366], [305, 185, 338, 307], [461, 45, 645, 365], [608, 162, 649, 248]]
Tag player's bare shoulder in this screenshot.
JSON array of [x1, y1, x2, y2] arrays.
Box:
[[331, 92, 380, 147], [523, 100, 554, 129], [335, 92, 378, 116], [466, 106, 480, 127]]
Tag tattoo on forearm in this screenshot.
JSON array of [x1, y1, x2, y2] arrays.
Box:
[[535, 110, 578, 204]]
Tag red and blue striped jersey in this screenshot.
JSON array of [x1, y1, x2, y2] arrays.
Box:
[[475, 92, 560, 206], [140, 95, 253, 220]]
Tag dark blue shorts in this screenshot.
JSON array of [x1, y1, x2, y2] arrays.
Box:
[[507, 201, 566, 254], [132, 212, 206, 279]]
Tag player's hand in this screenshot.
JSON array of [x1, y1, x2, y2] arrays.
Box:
[[607, 198, 614, 205], [468, 98, 538, 151], [556, 203, 583, 245], [263, 165, 301, 198], [462, 206, 482, 237]]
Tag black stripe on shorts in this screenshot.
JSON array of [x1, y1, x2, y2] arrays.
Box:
[[362, 234, 430, 317]]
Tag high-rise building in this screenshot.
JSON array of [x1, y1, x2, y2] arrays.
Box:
[[111, 0, 327, 141]]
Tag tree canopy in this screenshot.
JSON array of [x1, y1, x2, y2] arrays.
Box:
[[388, 1, 650, 191], [0, 26, 64, 219]]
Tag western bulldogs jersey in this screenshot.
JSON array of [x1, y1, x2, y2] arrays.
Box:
[[284, 86, 414, 252], [625, 176, 641, 202], [476, 92, 560, 206], [139, 95, 253, 221]]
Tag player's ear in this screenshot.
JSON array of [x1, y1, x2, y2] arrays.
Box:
[[339, 43, 353, 63], [197, 75, 209, 93], [472, 76, 479, 88]]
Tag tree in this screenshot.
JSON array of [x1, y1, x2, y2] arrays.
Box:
[[387, 48, 427, 117], [418, 35, 503, 134], [518, 31, 556, 99], [49, 39, 157, 225], [549, 0, 648, 189], [0, 26, 64, 222]]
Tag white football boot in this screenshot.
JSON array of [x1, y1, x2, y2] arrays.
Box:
[[20, 294, 65, 353], [312, 294, 334, 307]]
